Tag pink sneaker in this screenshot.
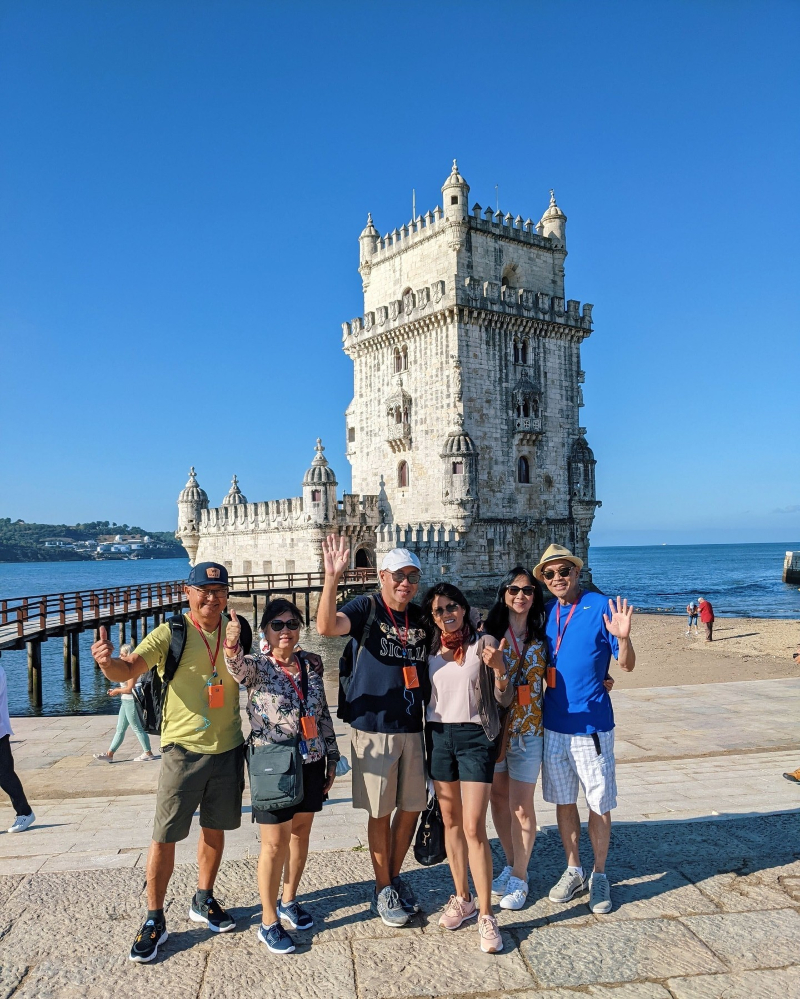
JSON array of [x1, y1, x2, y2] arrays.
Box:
[[438, 894, 477, 929], [478, 913, 503, 953]]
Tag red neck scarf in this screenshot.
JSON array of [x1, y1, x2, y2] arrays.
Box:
[[440, 624, 470, 664]]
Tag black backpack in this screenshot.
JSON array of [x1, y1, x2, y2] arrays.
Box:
[[336, 596, 377, 722], [133, 613, 252, 735]]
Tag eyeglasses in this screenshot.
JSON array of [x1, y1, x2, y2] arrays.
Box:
[[542, 567, 574, 580], [191, 586, 228, 598], [507, 585, 535, 596], [432, 602, 462, 617], [267, 619, 301, 632], [388, 571, 421, 584]]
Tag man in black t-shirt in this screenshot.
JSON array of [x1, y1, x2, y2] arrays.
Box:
[[317, 534, 428, 927]]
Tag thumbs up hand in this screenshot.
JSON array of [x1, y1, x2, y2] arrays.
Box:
[[225, 608, 241, 652], [482, 637, 508, 674], [91, 625, 115, 669]]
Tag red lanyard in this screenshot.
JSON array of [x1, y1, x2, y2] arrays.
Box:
[[190, 614, 222, 677], [271, 656, 305, 706], [385, 604, 410, 659], [554, 597, 580, 659], [508, 629, 524, 658]]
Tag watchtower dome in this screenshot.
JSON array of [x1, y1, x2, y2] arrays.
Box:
[[302, 439, 338, 525], [176, 467, 209, 564]]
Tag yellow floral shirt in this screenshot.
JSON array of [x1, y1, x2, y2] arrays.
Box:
[[504, 638, 547, 738]]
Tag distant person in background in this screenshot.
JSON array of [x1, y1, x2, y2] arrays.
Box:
[[781, 646, 800, 783], [93, 645, 159, 764], [686, 601, 699, 635], [0, 661, 35, 833], [697, 598, 714, 641]]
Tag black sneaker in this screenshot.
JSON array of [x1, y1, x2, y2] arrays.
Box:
[[258, 920, 296, 954], [189, 894, 236, 933], [129, 916, 168, 963], [277, 899, 313, 930], [392, 875, 420, 915]]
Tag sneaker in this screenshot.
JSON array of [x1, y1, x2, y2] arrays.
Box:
[[491, 864, 513, 896], [8, 812, 35, 834], [189, 894, 236, 932], [370, 885, 409, 927], [277, 899, 313, 930], [129, 917, 168, 963], [783, 768, 800, 784], [93, 753, 114, 763], [478, 913, 504, 953], [391, 875, 420, 915], [589, 872, 612, 913], [548, 868, 588, 902], [135, 752, 160, 762], [499, 876, 529, 910], [258, 920, 295, 954], [438, 894, 478, 929]]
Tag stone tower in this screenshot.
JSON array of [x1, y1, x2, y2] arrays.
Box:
[[176, 467, 209, 564], [343, 161, 600, 593]]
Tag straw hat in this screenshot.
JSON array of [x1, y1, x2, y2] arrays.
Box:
[[533, 543, 584, 581]]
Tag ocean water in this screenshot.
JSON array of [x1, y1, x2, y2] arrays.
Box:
[[1, 543, 797, 716]]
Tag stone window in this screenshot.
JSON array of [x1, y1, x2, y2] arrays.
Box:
[[451, 461, 464, 475], [517, 456, 530, 484], [243, 560, 252, 574], [285, 559, 295, 573], [262, 560, 273, 574], [512, 339, 528, 364], [450, 195, 458, 205], [311, 489, 321, 502], [398, 460, 409, 488], [393, 345, 408, 372], [348, 426, 356, 442]]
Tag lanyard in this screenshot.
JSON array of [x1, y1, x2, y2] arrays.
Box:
[[270, 655, 308, 714], [507, 629, 531, 686], [554, 596, 581, 660], [190, 614, 222, 678], [385, 603, 411, 660]]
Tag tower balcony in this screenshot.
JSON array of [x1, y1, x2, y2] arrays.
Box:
[[514, 415, 543, 446], [387, 422, 412, 453]]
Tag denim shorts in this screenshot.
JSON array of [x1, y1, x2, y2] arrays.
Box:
[[494, 730, 544, 784], [428, 722, 497, 784]]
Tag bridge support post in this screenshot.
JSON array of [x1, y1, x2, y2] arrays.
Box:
[[71, 632, 81, 692], [304, 591, 310, 628], [252, 596, 258, 637], [27, 640, 42, 708], [130, 617, 138, 647], [141, 615, 148, 639], [63, 635, 72, 681], [118, 621, 126, 647]]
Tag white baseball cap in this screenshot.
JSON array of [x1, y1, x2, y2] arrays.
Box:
[[380, 548, 421, 572]]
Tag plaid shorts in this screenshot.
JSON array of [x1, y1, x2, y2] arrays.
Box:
[[542, 728, 617, 814]]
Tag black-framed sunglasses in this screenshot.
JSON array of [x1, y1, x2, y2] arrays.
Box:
[[267, 618, 302, 632], [431, 601, 462, 617], [542, 567, 573, 580], [507, 585, 536, 596], [389, 570, 421, 584]]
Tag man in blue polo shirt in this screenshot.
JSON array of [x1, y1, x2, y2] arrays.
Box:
[[534, 544, 635, 915]]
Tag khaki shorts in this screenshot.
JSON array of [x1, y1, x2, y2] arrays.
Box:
[[153, 742, 245, 843], [350, 729, 427, 818]]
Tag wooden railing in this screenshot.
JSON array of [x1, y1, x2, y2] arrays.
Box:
[[227, 567, 377, 592]]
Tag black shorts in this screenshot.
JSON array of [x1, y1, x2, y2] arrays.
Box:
[[253, 758, 327, 825], [427, 722, 497, 784]]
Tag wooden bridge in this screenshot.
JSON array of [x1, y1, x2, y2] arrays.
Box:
[[0, 569, 377, 708]]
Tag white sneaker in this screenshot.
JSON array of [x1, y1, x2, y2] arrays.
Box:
[[8, 812, 35, 833], [549, 868, 588, 902], [135, 753, 160, 762], [589, 872, 612, 913], [491, 864, 513, 896], [93, 753, 114, 763], [499, 876, 529, 910]]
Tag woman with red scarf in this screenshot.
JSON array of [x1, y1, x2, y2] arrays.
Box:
[[420, 583, 513, 953]]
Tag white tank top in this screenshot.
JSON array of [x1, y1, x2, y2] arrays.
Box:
[[426, 641, 482, 724]]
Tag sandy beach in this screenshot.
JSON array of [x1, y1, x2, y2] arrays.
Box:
[[610, 613, 800, 689]]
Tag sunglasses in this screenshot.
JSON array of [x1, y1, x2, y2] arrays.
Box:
[[432, 602, 462, 617], [542, 567, 574, 580], [507, 585, 535, 596], [267, 618, 301, 632], [388, 571, 421, 584]]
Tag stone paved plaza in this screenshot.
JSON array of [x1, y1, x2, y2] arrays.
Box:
[[2, 679, 800, 997]]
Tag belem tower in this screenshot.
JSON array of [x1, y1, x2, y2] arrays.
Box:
[[176, 161, 600, 598]]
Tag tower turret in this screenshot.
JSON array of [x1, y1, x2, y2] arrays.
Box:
[[358, 213, 380, 288], [222, 475, 247, 507], [539, 189, 567, 246], [302, 439, 338, 524], [440, 414, 478, 519], [176, 467, 208, 564], [441, 159, 469, 222]]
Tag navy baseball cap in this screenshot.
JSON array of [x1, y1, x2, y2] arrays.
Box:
[[187, 562, 229, 587]]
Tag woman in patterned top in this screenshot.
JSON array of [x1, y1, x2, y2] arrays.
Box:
[[483, 567, 548, 911], [224, 599, 340, 956]]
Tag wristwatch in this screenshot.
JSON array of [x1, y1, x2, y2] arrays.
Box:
[[497, 671, 509, 683]]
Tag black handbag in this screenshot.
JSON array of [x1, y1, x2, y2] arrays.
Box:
[[413, 795, 447, 866], [247, 738, 304, 811]]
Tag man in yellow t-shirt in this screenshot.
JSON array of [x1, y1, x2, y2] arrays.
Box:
[[92, 562, 244, 964]]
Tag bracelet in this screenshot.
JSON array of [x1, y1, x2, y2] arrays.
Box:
[[496, 672, 509, 683], [223, 640, 240, 651]]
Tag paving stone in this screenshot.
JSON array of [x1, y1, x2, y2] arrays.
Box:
[[0, 855, 47, 875], [680, 868, 798, 911], [501, 986, 673, 999], [598, 868, 719, 920], [681, 908, 800, 970], [0, 966, 27, 999], [667, 967, 800, 999], [39, 850, 138, 872], [520, 918, 726, 987], [353, 932, 534, 998]]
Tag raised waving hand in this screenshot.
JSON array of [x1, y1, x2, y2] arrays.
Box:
[[322, 533, 350, 578]]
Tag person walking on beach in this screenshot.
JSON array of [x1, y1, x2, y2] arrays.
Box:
[[91, 562, 244, 964], [317, 534, 428, 927], [686, 601, 699, 635], [535, 544, 635, 915], [0, 662, 35, 833], [698, 597, 714, 641], [93, 645, 159, 764]]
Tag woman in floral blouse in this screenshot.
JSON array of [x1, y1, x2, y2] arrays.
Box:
[[224, 599, 339, 956]]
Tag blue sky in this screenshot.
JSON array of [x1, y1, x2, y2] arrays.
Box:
[[0, 0, 797, 548]]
